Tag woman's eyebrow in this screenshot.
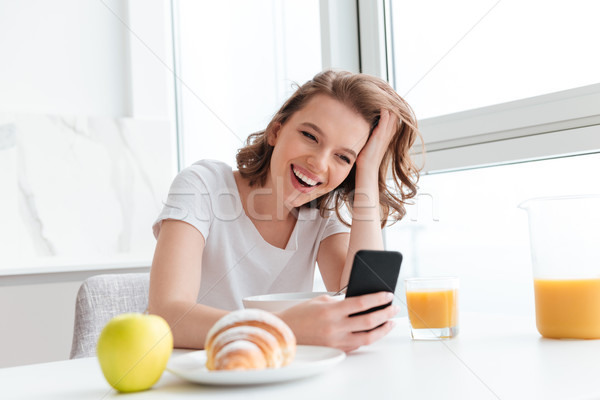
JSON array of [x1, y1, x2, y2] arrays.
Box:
[[300, 122, 357, 158]]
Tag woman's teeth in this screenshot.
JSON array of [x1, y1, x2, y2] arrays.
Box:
[[293, 166, 319, 187]]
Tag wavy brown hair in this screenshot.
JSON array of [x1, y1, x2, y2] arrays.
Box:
[[236, 70, 421, 227]]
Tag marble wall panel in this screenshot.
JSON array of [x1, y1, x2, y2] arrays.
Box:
[[0, 114, 173, 271]]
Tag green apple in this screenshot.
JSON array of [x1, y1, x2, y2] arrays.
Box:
[[96, 313, 173, 393]]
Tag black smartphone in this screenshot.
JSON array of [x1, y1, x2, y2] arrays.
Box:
[[345, 250, 403, 317]]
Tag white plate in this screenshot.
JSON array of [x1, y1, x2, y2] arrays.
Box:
[[167, 345, 346, 386]]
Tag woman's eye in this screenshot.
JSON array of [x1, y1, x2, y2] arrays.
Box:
[[301, 131, 317, 141], [338, 154, 351, 164]]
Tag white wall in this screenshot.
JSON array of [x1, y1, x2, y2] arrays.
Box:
[[0, 0, 131, 116], [0, 0, 173, 367]]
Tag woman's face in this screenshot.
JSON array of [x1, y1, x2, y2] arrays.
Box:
[[268, 94, 371, 209]]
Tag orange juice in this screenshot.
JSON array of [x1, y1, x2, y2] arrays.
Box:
[[534, 278, 600, 339], [406, 289, 458, 329]]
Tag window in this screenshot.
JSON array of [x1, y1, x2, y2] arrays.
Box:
[[385, 0, 600, 172], [379, 0, 600, 315], [389, 0, 600, 119], [175, 0, 322, 168], [385, 153, 600, 316]]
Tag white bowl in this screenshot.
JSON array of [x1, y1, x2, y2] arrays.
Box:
[[242, 291, 344, 313]]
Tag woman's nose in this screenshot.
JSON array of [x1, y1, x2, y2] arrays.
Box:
[[307, 151, 327, 173]]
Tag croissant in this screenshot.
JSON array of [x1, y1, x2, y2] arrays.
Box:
[[205, 309, 296, 371]]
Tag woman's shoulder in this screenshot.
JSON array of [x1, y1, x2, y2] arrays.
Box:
[[173, 159, 234, 191], [187, 159, 232, 176]]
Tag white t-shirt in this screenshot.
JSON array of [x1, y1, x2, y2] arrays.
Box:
[[152, 160, 351, 310]]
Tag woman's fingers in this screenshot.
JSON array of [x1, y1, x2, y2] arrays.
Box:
[[336, 291, 399, 333], [376, 109, 391, 134], [345, 303, 400, 332], [356, 109, 398, 169], [375, 109, 397, 143], [349, 320, 396, 349], [340, 291, 394, 315], [334, 319, 396, 353]]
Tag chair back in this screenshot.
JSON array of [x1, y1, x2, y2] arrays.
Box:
[[70, 272, 150, 359]]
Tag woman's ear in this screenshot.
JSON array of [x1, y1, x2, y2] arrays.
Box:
[[267, 123, 282, 146]]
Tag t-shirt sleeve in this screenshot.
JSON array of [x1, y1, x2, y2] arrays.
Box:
[[321, 210, 351, 240], [152, 166, 214, 240]]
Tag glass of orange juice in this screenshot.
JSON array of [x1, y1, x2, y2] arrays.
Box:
[[405, 277, 459, 340], [520, 195, 600, 339]]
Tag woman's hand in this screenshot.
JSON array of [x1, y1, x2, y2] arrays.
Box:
[[355, 109, 398, 174], [277, 292, 399, 352]]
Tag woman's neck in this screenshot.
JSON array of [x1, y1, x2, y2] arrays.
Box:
[[233, 170, 298, 249], [233, 171, 296, 224]]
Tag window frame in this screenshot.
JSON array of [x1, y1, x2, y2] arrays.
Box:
[[414, 84, 600, 173], [356, 0, 600, 173]]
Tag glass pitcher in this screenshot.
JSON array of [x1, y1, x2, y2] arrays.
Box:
[[519, 195, 600, 339]]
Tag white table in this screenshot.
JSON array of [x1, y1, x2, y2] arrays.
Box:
[[3, 313, 600, 399]]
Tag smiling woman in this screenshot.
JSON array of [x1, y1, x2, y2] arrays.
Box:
[[149, 70, 420, 353], [237, 70, 421, 227]]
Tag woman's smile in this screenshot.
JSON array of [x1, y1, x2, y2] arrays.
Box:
[[291, 164, 323, 190], [268, 94, 370, 208]]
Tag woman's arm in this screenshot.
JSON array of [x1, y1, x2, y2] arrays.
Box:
[[341, 110, 398, 288], [148, 219, 227, 349], [153, 219, 396, 353], [320, 110, 398, 290], [315, 232, 350, 291]]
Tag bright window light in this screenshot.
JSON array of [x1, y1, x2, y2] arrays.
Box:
[[176, 0, 322, 167], [389, 0, 600, 119]]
